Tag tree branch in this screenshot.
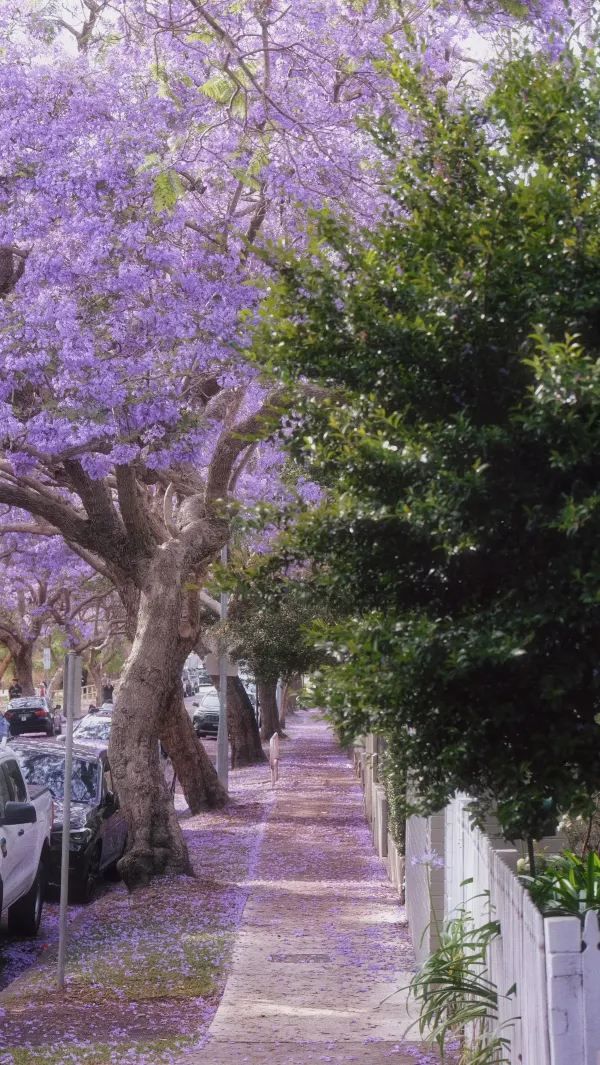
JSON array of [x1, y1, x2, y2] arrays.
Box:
[[115, 466, 157, 557], [0, 479, 93, 547], [206, 387, 289, 503]]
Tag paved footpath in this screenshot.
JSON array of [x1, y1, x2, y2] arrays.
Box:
[[182, 710, 440, 1065]]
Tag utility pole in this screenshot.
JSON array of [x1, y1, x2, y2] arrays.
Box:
[[217, 544, 229, 788], [57, 651, 81, 990]]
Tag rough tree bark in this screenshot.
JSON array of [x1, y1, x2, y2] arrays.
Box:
[[228, 676, 266, 767], [211, 677, 265, 771], [209, 673, 266, 768], [160, 689, 228, 810], [109, 545, 195, 889], [117, 575, 227, 818], [258, 677, 282, 742], [12, 643, 35, 695], [0, 651, 12, 685], [279, 681, 289, 729], [287, 673, 302, 714]]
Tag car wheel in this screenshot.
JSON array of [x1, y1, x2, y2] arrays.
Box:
[[8, 863, 44, 936], [74, 846, 101, 904], [45, 722, 55, 737]]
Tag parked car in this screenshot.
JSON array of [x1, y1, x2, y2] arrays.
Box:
[[87, 700, 114, 716], [0, 743, 53, 935], [4, 696, 62, 737], [57, 714, 112, 746], [11, 740, 127, 903], [191, 668, 212, 688], [195, 683, 218, 704], [192, 692, 221, 738]]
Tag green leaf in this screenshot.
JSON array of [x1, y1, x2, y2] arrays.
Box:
[[153, 170, 185, 213]]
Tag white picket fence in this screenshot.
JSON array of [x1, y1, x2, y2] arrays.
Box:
[[441, 797, 551, 1065], [405, 794, 600, 1065], [355, 739, 600, 1064], [52, 685, 97, 714]]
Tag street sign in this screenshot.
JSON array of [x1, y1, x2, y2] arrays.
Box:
[[43, 648, 52, 672], [204, 653, 238, 677]]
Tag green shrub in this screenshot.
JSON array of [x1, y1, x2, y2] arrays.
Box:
[[520, 850, 600, 915], [409, 902, 513, 1064]]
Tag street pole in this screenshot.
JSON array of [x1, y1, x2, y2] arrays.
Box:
[[217, 544, 229, 789], [57, 652, 81, 991]]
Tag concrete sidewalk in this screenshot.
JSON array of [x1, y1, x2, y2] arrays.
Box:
[[182, 711, 438, 1065]]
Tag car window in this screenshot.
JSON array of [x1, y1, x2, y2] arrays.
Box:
[[0, 766, 10, 817], [16, 751, 100, 803], [200, 694, 220, 709], [3, 760, 27, 803], [8, 698, 45, 711]]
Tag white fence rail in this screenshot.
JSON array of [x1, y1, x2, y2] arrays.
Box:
[[439, 797, 551, 1065], [356, 738, 600, 1064], [52, 685, 97, 714], [406, 794, 600, 1065]]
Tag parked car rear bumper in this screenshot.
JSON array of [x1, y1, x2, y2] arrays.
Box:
[[9, 719, 53, 735]]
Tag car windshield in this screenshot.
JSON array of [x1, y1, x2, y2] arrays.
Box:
[[74, 717, 112, 743], [200, 696, 220, 711], [8, 698, 46, 710], [17, 750, 100, 803]]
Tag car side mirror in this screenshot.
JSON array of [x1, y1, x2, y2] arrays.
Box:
[[192, 701, 199, 708], [104, 790, 118, 809], [2, 801, 37, 826]]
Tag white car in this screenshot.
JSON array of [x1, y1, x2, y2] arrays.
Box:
[[0, 743, 53, 935], [57, 714, 112, 746]]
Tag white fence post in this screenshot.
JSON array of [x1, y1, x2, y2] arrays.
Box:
[[545, 916, 585, 1064], [582, 910, 600, 1065]]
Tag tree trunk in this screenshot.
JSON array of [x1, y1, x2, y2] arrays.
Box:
[[229, 676, 266, 767], [87, 650, 104, 703], [46, 666, 63, 707], [0, 651, 12, 685], [208, 672, 266, 767], [109, 545, 194, 890], [258, 677, 281, 742], [160, 690, 228, 811], [13, 643, 35, 695], [279, 681, 289, 728], [286, 673, 302, 714]]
